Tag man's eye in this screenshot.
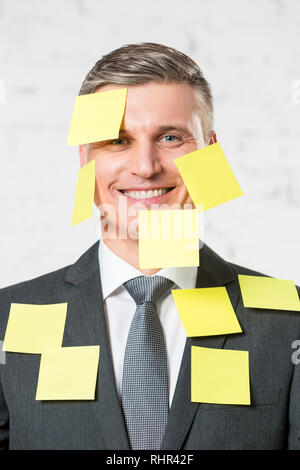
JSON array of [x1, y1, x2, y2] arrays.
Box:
[[161, 135, 181, 143], [110, 138, 127, 145]]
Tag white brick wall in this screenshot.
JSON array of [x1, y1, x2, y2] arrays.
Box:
[[0, 0, 299, 287]]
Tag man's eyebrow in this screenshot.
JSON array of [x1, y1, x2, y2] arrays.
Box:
[[119, 125, 192, 135]]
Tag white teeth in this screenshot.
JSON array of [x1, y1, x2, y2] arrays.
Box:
[[123, 188, 170, 199]]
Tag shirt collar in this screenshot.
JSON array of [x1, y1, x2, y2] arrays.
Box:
[[98, 240, 198, 300]]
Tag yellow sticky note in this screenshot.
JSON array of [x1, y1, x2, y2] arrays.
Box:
[[139, 209, 199, 269], [36, 346, 100, 400], [238, 275, 300, 311], [67, 88, 127, 146], [72, 159, 95, 226], [191, 346, 250, 405], [174, 143, 243, 211], [3, 303, 67, 354], [172, 287, 242, 337]]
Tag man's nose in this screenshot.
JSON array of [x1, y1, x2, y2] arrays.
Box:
[[130, 141, 162, 179]]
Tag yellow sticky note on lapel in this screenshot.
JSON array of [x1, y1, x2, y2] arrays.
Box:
[[238, 275, 300, 311], [191, 346, 250, 405], [3, 303, 67, 354], [72, 159, 95, 226], [67, 88, 127, 146], [36, 346, 100, 400], [174, 143, 243, 211], [138, 209, 199, 269], [172, 287, 242, 337]]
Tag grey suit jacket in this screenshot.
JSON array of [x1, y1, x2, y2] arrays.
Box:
[[0, 241, 300, 450]]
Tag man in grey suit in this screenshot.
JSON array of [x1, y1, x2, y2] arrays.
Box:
[[1, 42, 300, 450]]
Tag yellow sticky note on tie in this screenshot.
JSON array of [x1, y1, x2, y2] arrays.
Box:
[[191, 346, 250, 405], [238, 275, 300, 311], [72, 159, 95, 226], [67, 88, 127, 146], [3, 303, 67, 354], [138, 209, 199, 269], [172, 287, 242, 337], [36, 346, 100, 400], [174, 143, 243, 211]]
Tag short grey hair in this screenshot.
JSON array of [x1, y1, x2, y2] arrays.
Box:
[[79, 42, 214, 142]]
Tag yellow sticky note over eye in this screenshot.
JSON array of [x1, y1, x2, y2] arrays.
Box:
[[172, 287, 242, 337], [36, 346, 100, 400], [191, 346, 250, 405], [174, 143, 243, 211], [138, 209, 199, 269], [72, 159, 95, 226], [67, 88, 127, 146], [238, 275, 300, 311], [3, 303, 67, 354]]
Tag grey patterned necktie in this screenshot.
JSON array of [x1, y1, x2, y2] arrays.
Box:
[[122, 275, 175, 450]]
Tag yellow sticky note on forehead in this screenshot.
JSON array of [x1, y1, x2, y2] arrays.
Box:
[[238, 275, 300, 311], [36, 346, 100, 400], [191, 346, 250, 405], [174, 143, 243, 211], [3, 303, 67, 354], [67, 88, 127, 146], [138, 209, 199, 269], [72, 159, 95, 226], [172, 287, 242, 337]]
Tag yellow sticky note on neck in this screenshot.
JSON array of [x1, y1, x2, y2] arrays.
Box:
[[191, 346, 250, 405], [36, 346, 100, 400], [174, 143, 243, 211], [67, 88, 127, 146], [72, 159, 95, 226], [138, 209, 199, 269]]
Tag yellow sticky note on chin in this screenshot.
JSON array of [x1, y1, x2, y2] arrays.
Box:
[[72, 159, 95, 226], [36, 346, 100, 400], [191, 346, 250, 405], [238, 275, 300, 311], [138, 209, 199, 269], [3, 303, 67, 354], [174, 143, 243, 211], [67, 88, 127, 146], [172, 287, 242, 337]]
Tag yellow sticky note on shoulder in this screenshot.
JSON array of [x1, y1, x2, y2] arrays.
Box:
[[174, 143, 243, 211], [36, 346, 100, 400], [67, 88, 127, 146], [72, 159, 95, 226], [238, 275, 300, 311], [3, 303, 67, 354], [191, 346, 250, 405], [138, 209, 199, 269], [172, 287, 242, 337]]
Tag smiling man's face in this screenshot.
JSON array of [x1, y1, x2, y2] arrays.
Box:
[[79, 81, 210, 243]]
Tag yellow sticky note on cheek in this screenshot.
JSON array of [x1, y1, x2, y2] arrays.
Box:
[[174, 143, 243, 211], [72, 159, 95, 226], [3, 303, 68, 354], [172, 287, 242, 337], [36, 346, 100, 400], [238, 275, 300, 311], [138, 209, 199, 269], [191, 346, 250, 405], [67, 88, 127, 146]]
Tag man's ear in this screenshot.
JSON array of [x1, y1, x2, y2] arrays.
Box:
[[78, 144, 89, 167], [208, 132, 217, 145]]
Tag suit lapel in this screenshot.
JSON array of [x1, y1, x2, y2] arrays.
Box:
[[161, 244, 241, 450], [64, 241, 130, 450]]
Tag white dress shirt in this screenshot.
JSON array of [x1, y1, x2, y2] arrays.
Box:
[[98, 240, 198, 407]]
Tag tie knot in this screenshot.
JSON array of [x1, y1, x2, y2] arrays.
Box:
[[124, 275, 175, 306]]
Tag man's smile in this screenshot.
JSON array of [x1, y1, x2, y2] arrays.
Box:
[[117, 186, 176, 203]]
